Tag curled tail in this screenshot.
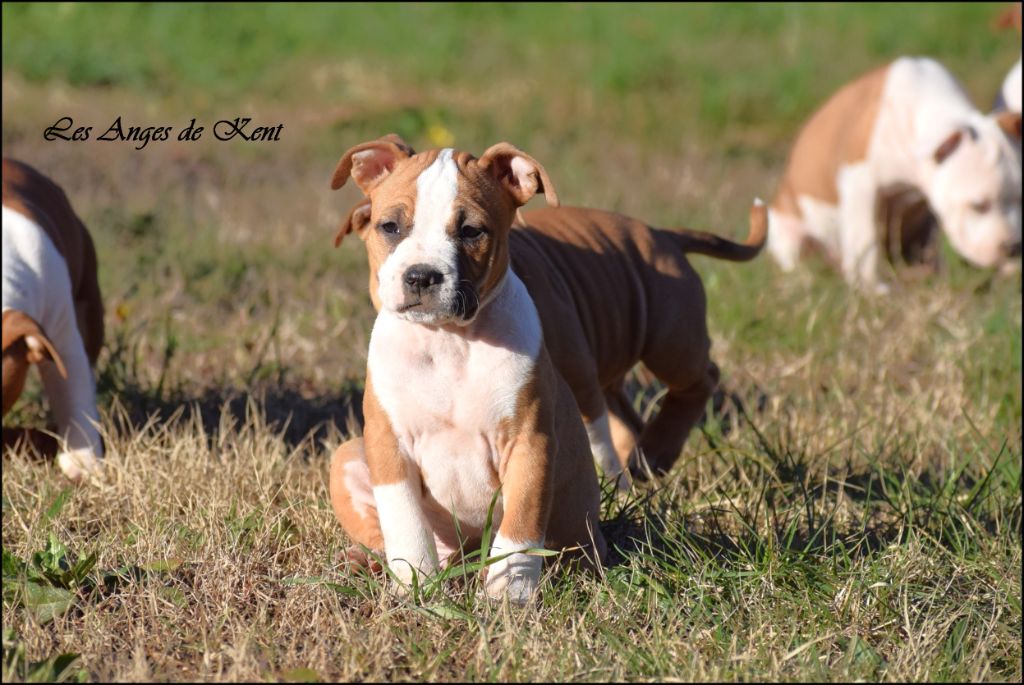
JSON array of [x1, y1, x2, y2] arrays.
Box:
[[667, 199, 768, 262]]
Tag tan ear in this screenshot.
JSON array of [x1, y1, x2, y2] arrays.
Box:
[[994, 111, 1022, 142], [0, 310, 67, 379], [330, 133, 416, 194], [477, 142, 559, 208], [933, 129, 964, 164], [334, 200, 373, 247]]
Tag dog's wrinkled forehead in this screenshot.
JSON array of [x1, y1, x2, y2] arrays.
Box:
[[368, 148, 505, 225], [411, 148, 460, 232]]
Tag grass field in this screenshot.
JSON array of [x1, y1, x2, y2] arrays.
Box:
[[2, 3, 1022, 681]]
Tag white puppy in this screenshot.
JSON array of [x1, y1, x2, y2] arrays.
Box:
[[769, 57, 1022, 291]]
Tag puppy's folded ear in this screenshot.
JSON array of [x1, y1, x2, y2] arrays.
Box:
[[1, 310, 67, 379], [335, 200, 373, 247], [932, 129, 965, 164], [477, 142, 559, 208], [330, 134, 416, 195], [993, 111, 1022, 142]]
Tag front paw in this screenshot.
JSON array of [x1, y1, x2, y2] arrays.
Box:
[[386, 558, 436, 596], [870, 280, 891, 296], [484, 552, 541, 604], [57, 448, 102, 483]]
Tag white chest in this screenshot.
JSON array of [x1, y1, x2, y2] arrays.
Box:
[[366, 272, 542, 525]]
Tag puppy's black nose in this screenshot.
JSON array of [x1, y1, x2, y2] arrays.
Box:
[[403, 264, 445, 295]]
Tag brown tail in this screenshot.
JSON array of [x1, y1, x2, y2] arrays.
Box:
[[666, 199, 768, 262]]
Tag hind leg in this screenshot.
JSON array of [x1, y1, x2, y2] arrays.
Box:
[[635, 362, 719, 477], [604, 384, 642, 472], [565, 370, 629, 488], [329, 438, 385, 568], [767, 207, 806, 272]]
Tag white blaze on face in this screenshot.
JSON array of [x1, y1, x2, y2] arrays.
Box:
[[376, 149, 461, 319]]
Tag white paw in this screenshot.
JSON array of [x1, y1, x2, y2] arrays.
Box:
[[386, 557, 435, 595], [850, 278, 890, 296], [870, 281, 892, 296], [999, 259, 1021, 276], [484, 551, 541, 604], [57, 449, 103, 483]]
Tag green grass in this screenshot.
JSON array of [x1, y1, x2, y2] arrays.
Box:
[[2, 2, 1022, 682], [3, 3, 1018, 152]]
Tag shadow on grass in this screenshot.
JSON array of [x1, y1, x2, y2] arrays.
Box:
[[101, 377, 364, 450], [598, 397, 1021, 580], [87, 322, 366, 452]]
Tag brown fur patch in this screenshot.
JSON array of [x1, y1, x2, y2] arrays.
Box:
[[361, 372, 407, 487], [996, 2, 1022, 32], [773, 64, 890, 216], [328, 438, 385, 551]]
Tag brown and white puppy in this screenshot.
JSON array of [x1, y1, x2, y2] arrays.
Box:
[[333, 136, 768, 480], [769, 57, 1022, 292], [329, 139, 606, 603], [2, 158, 104, 481]]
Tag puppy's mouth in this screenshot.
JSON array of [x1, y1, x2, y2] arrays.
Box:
[[393, 298, 460, 325], [452, 282, 479, 322], [392, 282, 481, 324]]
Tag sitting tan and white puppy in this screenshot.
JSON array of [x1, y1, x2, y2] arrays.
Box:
[[768, 57, 1022, 291], [2, 158, 104, 481], [328, 139, 606, 603]]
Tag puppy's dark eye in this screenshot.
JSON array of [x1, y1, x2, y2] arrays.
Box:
[[970, 200, 992, 214], [379, 221, 400, 236], [459, 224, 485, 241]]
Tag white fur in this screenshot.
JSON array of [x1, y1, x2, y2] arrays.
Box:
[[766, 198, 841, 273], [1002, 57, 1021, 114], [837, 162, 888, 292], [368, 270, 543, 578], [373, 479, 439, 585], [771, 57, 1022, 287], [765, 208, 804, 272], [376, 148, 461, 322], [485, 532, 544, 604], [2, 205, 103, 479], [872, 58, 1020, 270]]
